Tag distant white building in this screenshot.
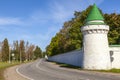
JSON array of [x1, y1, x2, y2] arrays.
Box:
[[48, 4, 120, 70]]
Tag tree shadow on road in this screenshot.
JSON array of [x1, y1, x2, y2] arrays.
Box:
[[47, 60, 81, 70]]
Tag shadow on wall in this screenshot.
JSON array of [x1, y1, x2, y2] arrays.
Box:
[[48, 49, 83, 67]]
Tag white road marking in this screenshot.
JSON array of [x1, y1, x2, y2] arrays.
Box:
[[36, 59, 49, 72], [36, 59, 42, 69], [16, 67, 34, 80], [35, 59, 71, 79], [35, 59, 46, 72]]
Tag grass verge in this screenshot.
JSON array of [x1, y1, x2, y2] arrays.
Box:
[[0, 62, 21, 80], [100, 68, 120, 73], [47, 60, 120, 73]]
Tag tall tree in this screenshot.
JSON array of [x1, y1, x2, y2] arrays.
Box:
[[34, 46, 42, 59], [26, 44, 35, 61], [1, 38, 9, 61], [13, 40, 19, 61], [0, 42, 2, 61], [104, 13, 120, 44], [46, 5, 93, 56], [46, 5, 120, 56], [25, 41, 29, 61], [19, 40, 25, 62]]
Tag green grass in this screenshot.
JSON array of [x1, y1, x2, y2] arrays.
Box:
[[48, 60, 120, 73], [100, 68, 120, 73], [58, 63, 120, 73], [0, 62, 20, 80], [0, 62, 19, 69], [0, 61, 33, 80]]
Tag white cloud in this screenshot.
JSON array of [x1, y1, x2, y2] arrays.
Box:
[[50, 2, 71, 23], [0, 17, 23, 25], [0, 0, 104, 26], [47, 0, 104, 23], [0, 0, 105, 51], [10, 26, 59, 51]]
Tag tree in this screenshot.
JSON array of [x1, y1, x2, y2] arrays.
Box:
[[34, 46, 42, 59], [1, 38, 9, 61], [12, 40, 19, 61], [12, 40, 37, 61], [46, 5, 120, 56], [0, 42, 2, 61], [0, 39, 41, 62], [46, 5, 93, 56], [104, 13, 120, 44], [19, 40, 25, 62], [26, 44, 35, 61], [42, 51, 47, 58], [25, 41, 29, 61]]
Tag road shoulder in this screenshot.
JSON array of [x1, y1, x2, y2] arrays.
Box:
[[4, 65, 28, 80]]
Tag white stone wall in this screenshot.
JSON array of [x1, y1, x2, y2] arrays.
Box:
[[48, 46, 120, 69], [48, 50, 83, 67], [109, 47, 120, 69]]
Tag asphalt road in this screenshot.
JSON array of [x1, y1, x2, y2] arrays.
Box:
[[17, 59, 120, 80]]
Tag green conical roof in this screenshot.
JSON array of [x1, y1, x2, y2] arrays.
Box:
[[86, 4, 104, 22]]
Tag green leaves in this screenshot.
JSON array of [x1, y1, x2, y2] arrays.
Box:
[[104, 13, 120, 44], [34, 46, 42, 59], [1, 38, 9, 62], [46, 5, 93, 56], [46, 5, 120, 56]]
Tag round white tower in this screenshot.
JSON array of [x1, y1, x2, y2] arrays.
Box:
[[81, 4, 111, 70]]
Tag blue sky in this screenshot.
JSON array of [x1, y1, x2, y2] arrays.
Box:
[[0, 0, 119, 51]]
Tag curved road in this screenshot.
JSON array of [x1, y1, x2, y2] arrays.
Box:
[[17, 59, 120, 80]]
